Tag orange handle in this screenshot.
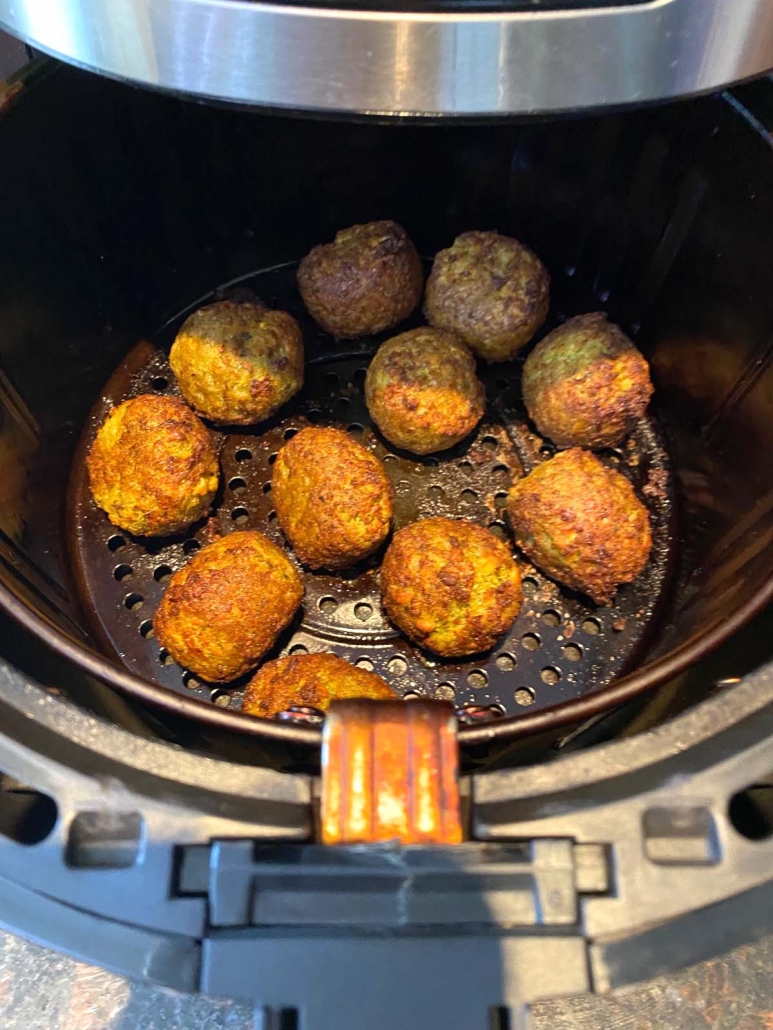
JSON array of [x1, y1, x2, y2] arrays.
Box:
[[321, 699, 462, 845]]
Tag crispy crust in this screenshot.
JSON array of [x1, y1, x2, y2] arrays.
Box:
[[381, 516, 523, 657], [522, 313, 654, 449], [242, 652, 397, 718], [170, 300, 304, 425], [153, 531, 303, 682], [272, 426, 394, 570], [365, 327, 485, 455], [424, 231, 549, 362], [507, 448, 652, 604], [297, 221, 424, 339], [87, 394, 219, 537]]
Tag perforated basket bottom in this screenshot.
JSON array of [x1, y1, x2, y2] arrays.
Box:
[[68, 263, 674, 724]]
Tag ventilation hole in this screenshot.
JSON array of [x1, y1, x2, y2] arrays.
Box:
[[139, 620, 154, 639], [423, 456, 439, 467], [231, 507, 249, 524], [113, 564, 132, 583], [542, 609, 561, 628], [728, 786, 773, 841], [151, 376, 169, 392], [319, 596, 337, 614], [460, 489, 478, 503], [154, 565, 172, 583], [323, 371, 339, 390], [396, 480, 411, 494], [607, 451, 621, 466], [107, 535, 127, 553], [388, 657, 408, 677], [284, 427, 298, 440], [458, 460, 473, 472], [355, 658, 374, 672], [354, 602, 373, 622], [382, 454, 398, 465], [492, 464, 509, 480], [228, 477, 247, 494], [428, 484, 445, 500], [124, 592, 143, 611], [235, 447, 253, 462], [541, 666, 561, 685], [268, 452, 278, 465], [436, 683, 456, 701], [496, 653, 516, 672], [211, 690, 231, 708], [522, 576, 539, 596], [268, 510, 278, 523], [347, 423, 364, 438], [495, 491, 509, 509], [158, 648, 174, 666], [488, 521, 507, 541], [563, 643, 583, 662], [481, 435, 498, 453], [582, 618, 602, 636], [522, 633, 541, 651], [0, 774, 58, 845], [539, 445, 555, 460], [403, 692, 421, 701], [289, 644, 309, 656], [183, 539, 201, 555], [335, 397, 351, 412], [353, 367, 367, 383], [308, 409, 323, 424], [467, 670, 488, 689], [262, 482, 272, 494], [515, 687, 536, 706], [182, 671, 200, 689]]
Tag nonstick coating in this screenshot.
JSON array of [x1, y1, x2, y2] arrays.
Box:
[[68, 263, 674, 726]]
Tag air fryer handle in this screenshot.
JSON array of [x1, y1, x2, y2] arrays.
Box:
[[320, 699, 463, 844]]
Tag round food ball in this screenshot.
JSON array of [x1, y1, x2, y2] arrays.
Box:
[[272, 426, 393, 571], [507, 448, 652, 605], [381, 517, 523, 657], [522, 313, 654, 449], [424, 230, 549, 362], [297, 221, 423, 340], [365, 327, 485, 455], [243, 652, 398, 718], [169, 299, 303, 425], [87, 394, 219, 537], [154, 531, 303, 682]]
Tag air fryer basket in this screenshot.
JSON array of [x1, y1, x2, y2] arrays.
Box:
[[1, 61, 773, 760]]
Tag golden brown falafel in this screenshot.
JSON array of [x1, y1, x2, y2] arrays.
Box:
[[381, 517, 522, 657], [424, 231, 549, 362], [522, 313, 654, 449], [242, 652, 398, 718], [169, 299, 303, 425], [297, 221, 423, 339], [507, 448, 651, 604], [153, 531, 303, 682], [365, 327, 485, 455], [87, 394, 219, 537], [272, 426, 393, 571]]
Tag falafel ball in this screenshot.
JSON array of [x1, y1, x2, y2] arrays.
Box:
[[87, 394, 219, 537], [522, 313, 654, 449], [381, 517, 523, 657], [169, 299, 303, 425], [243, 652, 398, 718], [154, 531, 303, 682], [507, 448, 652, 605], [365, 327, 485, 455], [297, 221, 423, 340], [424, 231, 549, 362], [272, 426, 393, 571]]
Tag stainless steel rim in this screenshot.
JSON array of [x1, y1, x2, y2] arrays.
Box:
[[1, 0, 773, 116]]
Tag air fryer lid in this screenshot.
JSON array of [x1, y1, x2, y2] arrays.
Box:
[[2, 65, 773, 755]]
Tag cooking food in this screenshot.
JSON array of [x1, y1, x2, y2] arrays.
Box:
[[297, 220, 423, 339], [380, 517, 523, 657], [424, 230, 549, 362], [365, 327, 485, 455], [272, 426, 393, 570], [87, 394, 219, 537], [154, 531, 303, 682], [507, 448, 652, 604], [522, 312, 654, 449], [242, 652, 398, 717], [169, 299, 304, 425]]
